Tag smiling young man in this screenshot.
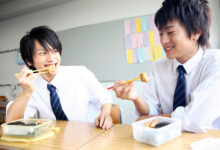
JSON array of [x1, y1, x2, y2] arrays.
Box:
[[6, 26, 113, 130], [113, 0, 220, 133]]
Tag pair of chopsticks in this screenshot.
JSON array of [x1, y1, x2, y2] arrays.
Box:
[[15, 67, 53, 77], [107, 72, 149, 90]]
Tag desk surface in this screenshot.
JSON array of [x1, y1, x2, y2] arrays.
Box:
[[0, 121, 105, 150], [0, 121, 220, 150]]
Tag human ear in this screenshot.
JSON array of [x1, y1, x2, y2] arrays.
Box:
[[26, 61, 33, 67], [193, 30, 202, 41]]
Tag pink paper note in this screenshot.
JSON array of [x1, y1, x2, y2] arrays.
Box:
[[125, 20, 131, 34]]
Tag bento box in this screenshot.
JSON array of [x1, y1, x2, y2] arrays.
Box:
[[1, 119, 53, 138], [132, 116, 182, 146]]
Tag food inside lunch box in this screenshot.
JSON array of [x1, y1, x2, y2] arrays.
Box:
[[144, 119, 171, 128], [1, 119, 53, 137]]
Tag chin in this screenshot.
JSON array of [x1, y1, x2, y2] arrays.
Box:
[[166, 55, 176, 60]]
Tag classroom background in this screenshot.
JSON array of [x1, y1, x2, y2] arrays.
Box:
[[0, 0, 220, 124]]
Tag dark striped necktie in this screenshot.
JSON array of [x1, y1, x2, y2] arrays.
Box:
[[47, 84, 68, 120], [173, 65, 186, 111]]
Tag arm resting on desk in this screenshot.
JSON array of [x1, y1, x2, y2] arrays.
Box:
[[95, 103, 112, 130]]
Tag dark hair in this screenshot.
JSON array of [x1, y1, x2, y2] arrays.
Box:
[[154, 0, 211, 48], [20, 26, 62, 70]]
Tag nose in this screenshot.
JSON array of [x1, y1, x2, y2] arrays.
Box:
[[46, 51, 55, 61], [160, 34, 170, 46]]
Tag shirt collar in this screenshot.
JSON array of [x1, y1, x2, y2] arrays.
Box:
[[172, 48, 203, 75]]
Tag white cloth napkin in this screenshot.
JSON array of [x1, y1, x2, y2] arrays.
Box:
[[190, 137, 220, 150]]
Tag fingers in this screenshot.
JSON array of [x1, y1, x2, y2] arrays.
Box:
[[94, 115, 103, 128], [17, 67, 32, 82], [95, 117, 99, 126], [95, 115, 112, 130], [101, 116, 112, 130], [99, 115, 105, 128], [113, 81, 135, 100], [16, 67, 39, 93], [113, 81, 125, 98], [120, 86, 130, 98]]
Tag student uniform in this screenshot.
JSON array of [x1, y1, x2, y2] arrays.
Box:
[[142, 49, 220, 133], [7, 66, 112, 122]]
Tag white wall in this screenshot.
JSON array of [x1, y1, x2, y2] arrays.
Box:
[[209, 0, 220, 48], [0, 0, 220, 124], [0, 0, 163, 51]]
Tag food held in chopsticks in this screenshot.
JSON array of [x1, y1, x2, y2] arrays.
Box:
[[107, 72, 149, 90], [47, 66, 55, 74], [140, 72, 149, 82], [15, 66, 55, 77]]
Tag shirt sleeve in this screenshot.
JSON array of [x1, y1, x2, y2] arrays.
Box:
[[80, 67, 112, 109], [171, 58, 220, 133], [23, 97, 38, 119], [6, 101, 14, 116], [141, 63, 161, 116], [6, 96, 38, 119]]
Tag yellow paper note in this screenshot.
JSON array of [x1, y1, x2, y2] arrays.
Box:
[[136, 18, 142, 33], [127, 49, 133, 64], [150, 46, 156, 61], [148, 31, 155, 47], [157, 45, 163, 59]]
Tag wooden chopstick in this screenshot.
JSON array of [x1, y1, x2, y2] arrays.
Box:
[[107, 76, 140, 90], [32, 67, 50, 73], [15, 67, 51, 77]]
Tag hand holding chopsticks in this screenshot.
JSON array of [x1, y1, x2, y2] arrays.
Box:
[[107, 72, 149, 90], [15, 66, 55, 77]]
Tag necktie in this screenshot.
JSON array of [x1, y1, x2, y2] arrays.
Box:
[[173, 65, 186, 111], [47, 84, 68, 120]]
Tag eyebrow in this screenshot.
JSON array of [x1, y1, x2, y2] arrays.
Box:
[[34, 49, 48, 53], [35, 49, 46, 51], [159, 25, 176, 31]]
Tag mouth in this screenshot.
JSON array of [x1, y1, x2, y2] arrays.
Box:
[[44, 63, 57, 73], [164, 46, 175, 54]]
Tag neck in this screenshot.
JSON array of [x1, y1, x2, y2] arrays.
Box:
[[177, 44, 199, 64]]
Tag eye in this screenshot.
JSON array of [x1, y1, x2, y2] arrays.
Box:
[[168, 31, 174, 35], [159, 33, 163, 37], [38, 51, 47, 55], [54, 49, 59, 53]]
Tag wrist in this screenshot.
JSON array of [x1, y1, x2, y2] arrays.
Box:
[[20, 90, 33, 98], [101, 103, 111, 115], [131, 94, 141, 102]]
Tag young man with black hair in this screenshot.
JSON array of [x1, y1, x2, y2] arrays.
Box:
[[6, 26, 113, 130], [113, 0, 220, 133]]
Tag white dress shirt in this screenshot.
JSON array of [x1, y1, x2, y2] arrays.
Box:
[[7, 66, 112, 122], [142, 49, 220, 133]]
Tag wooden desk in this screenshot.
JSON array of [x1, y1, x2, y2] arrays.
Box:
[[0, 121, 105, 150], [79, 124, 220, 150], [0, 121, 220, 150]]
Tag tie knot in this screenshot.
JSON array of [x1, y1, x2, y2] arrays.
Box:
[[177, 65, 186, 75], [47, 84, 56, 92]]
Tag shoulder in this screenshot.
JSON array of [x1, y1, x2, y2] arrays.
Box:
[[199, 49, 220, 75], [59, 65, 91, 73], [203, 49, 220, 57], [59, 65, 95, 77], [202, 49, 220, 64]]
